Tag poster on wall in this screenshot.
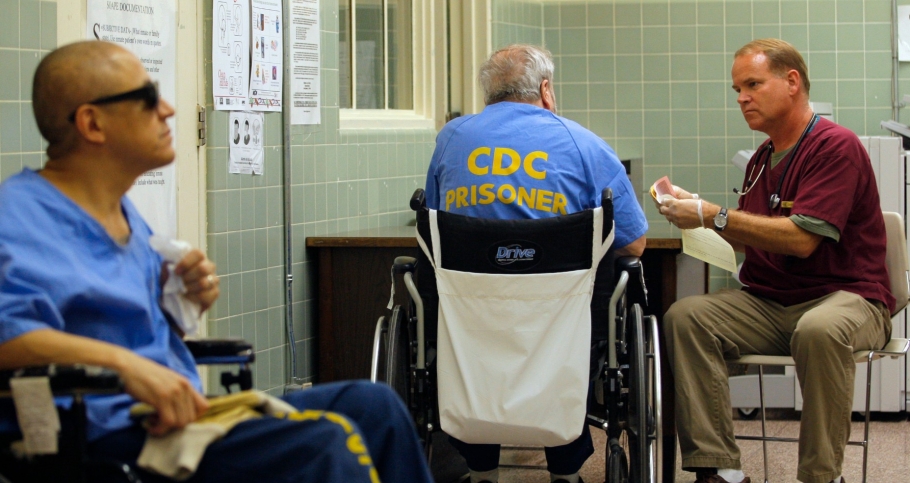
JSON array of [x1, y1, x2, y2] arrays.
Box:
[[250, 0, 283, 111], [86, 0, 178, 239], [228, 111, 265, 175], [213, 0, 250, 110], [900, 6, 910, 61], [290, 0, 321, 124]]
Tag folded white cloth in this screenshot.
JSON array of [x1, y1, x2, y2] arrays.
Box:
[[149, 235, 201, 336], [135, 391, 297, 480]]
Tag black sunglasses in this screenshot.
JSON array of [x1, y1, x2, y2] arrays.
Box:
[[67, 81, 160, 123]]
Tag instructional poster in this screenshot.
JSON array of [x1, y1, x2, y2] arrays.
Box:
[[229, 111, 264, 175], [290, 0, 321, 124], [213, 0, 250, 110], [87, 0, 178, 239], [250, 0, 283, 111]]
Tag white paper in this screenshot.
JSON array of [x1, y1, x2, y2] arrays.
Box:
[[87, 0, 178, 239], [11, 377, 60, 455], [213, 0, 251, 110], [900, 6, 910, 61], [681, 228, 738, 273], [229, 111, 264, 175], [290, 0, 321, 124], [250, 0, 283, 111]]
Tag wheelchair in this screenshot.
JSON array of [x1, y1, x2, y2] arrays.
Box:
[[372, 188, 662, 483], [0, 338, 254, 483]]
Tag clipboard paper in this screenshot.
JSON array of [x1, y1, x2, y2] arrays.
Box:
[[680, 228, 737, 273]]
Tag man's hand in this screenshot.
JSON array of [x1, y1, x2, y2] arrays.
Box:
[[0, 330, 210, 436], [117, 351, 210, 436], [659, 198, 709, 230], [173, 249, 219, 311]]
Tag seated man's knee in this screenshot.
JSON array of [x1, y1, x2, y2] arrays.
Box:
[[791, 314, 841, 356], [663, 295, 708, 339]]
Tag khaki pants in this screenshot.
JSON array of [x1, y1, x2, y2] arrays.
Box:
[[664, 289, 890, 483]]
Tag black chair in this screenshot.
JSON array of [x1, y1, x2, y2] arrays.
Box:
[[372, 188, 661, 483], [0, 338, 254, 483]]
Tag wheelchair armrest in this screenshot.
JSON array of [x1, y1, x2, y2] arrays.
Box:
[[615, 256, 648, 308], [0, 365, 122, 395], [185, 338, 255, 365]]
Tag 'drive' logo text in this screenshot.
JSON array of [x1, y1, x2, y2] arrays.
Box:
[[495, 244, 536, 265]]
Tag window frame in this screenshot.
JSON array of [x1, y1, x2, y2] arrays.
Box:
[[339, 0, 447, 131]]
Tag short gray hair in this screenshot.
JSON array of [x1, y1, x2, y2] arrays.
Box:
[[479, 44, 554, 105]]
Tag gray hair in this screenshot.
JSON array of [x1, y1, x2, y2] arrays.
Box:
[[479, 44, 554, 105]]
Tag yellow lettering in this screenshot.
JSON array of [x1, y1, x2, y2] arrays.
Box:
[[370, 468, 381, 483], [456, 186, 468, 208], [284, 410, 324, 422], [471, 185, 477, 205], [497, 184, 516, 204], [478, 184, 495, 204], [325, 412, 354, 434], [347, 433, 368, 454], [468, 147, 491, 175], [358, 455, 373, 465], [552, 193, 568, 215], [517, 187, 536, 207], [492, 147, 521, 175], [535, 189, 553, 212], [445, 190, 455, 211], [523, 151, 548, 180]]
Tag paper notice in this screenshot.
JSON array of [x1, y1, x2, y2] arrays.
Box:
[[681, 228, 738, 273], [10, 377, 60, 455]]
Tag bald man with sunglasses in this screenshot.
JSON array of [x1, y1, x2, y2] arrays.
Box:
[[0, 41, 433, 483]]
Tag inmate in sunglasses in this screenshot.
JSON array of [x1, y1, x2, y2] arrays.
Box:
[[67, 82, 160, 123]]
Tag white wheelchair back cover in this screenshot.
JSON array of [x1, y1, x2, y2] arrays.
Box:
[[417, 208, 614, 446]]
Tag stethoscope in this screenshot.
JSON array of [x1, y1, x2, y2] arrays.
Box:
[[733, 113, 820, 210]]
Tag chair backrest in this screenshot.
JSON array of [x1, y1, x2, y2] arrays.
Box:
[[411, 188, 618, 341], [883, 211, 910, 315]]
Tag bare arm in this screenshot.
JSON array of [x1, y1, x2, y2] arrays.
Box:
[[0, 329, 208, 436], [658, 197, 822, 258], [614, 234, 646, 257]]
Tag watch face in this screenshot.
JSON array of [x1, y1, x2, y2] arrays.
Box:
[[715, 209, 727, 230]]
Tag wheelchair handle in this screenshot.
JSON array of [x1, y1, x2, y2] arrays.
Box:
[[410, 189, 426, 211], [393, 256, 417, 274], [600, 187, 613, 206]]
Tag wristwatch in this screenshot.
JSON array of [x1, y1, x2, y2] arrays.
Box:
[[714, 207, 728, 232]]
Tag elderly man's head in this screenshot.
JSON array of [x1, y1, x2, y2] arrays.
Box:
[[479, 44, 555, 106], [32, 41, 174, 166]]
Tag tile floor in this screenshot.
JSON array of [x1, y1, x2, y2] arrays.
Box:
[[479, 410, 910, 483]]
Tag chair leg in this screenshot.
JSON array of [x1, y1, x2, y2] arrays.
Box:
[[758, 365, 769, 483], [861, 352, 874, 483]]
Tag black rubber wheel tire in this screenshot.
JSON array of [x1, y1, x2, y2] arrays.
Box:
[[626, 304, 651, 483], [606, 445, 629, 483], [384, 305, 411, 401], [738, 408, 759, 420]]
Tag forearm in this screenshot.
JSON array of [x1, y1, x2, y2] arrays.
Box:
[[0, 329, 132, 372], [703, 203, 822, 257]]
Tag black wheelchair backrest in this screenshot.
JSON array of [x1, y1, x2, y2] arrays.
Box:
[[409, 188, 618, 340]]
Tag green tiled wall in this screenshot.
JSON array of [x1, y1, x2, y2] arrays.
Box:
[[0, 0, 55, 182], [203, 0, 435, 394], [495, 0, 902, 291], [493, 0, 545, 47]]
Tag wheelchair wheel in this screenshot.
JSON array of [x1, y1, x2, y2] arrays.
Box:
[[384, 305, 411, 401], [625, 303, 650, 483], [606, 440, 629, 483]]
